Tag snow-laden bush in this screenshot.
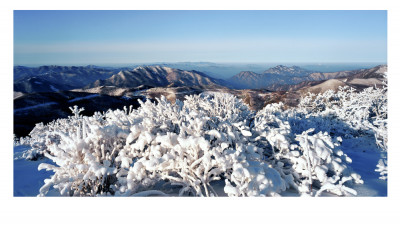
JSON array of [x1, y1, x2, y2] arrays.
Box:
[[27, 92, 368, 197], [252, 103, 363, 196], [296, 85, 387, 150], [14, 134, 33, 151], [294, 83, 387, 180]]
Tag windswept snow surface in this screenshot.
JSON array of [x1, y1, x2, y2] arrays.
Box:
[[14, 146, 55, 196], [14, 102, 58, 113], [49, 85, 59, 92], [68, 94, 99, 103], [341, 139, 387, 196]]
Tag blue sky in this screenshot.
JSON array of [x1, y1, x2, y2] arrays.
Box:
[[14, 10, 387, 65]]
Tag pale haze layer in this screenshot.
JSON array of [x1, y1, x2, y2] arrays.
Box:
[[14, 10, 387, 66]]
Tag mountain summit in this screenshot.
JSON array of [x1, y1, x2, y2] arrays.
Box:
[[263, 65, 313, 76]]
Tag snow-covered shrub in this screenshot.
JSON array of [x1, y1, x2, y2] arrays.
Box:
[[375, 158, 388, 180], [294, 83, 387, 180], [14, 123, 54, 160], [252, 104, 363, 196], [294, 130, 363, 196], [296, 85, 387, 150], [26, 92, 367, 197], [14, 134, 29, 146], [36, 107, 127, 196]]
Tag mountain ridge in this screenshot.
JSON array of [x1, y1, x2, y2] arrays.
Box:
[[14, 65, 119, 93], [14, 64, 387, 95], [86, 65, 228, 89], [228, 65, 315, 89], [228, 64, 386, 89]]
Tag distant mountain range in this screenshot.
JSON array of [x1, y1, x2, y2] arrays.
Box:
[[227, 64, 386, 90], [86, 65, 228, 89], [14, 64, 387, 95], [13, 65, 230, 94], [228, 65, 325, 89], [14, 65, 121, 93], [297, 65, 387, 94], [267, 64, 387, 92], [13, 63, 387, 137], [135, 62, 383, 79]]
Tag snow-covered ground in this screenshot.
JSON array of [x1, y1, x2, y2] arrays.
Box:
[[68, 94, 99, 103], [341, 138, 387, 196], [13, 146, 54, 196], [49, 85, 59, 92]]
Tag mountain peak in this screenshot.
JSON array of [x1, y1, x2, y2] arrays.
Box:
[[228, 65, 317, 89], [235, 71, 261, 79], [133, 65, 174, 73], [263, 65, 313, 76]]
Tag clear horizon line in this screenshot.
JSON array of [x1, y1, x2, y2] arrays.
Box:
[[13, 61, 388, 67]]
